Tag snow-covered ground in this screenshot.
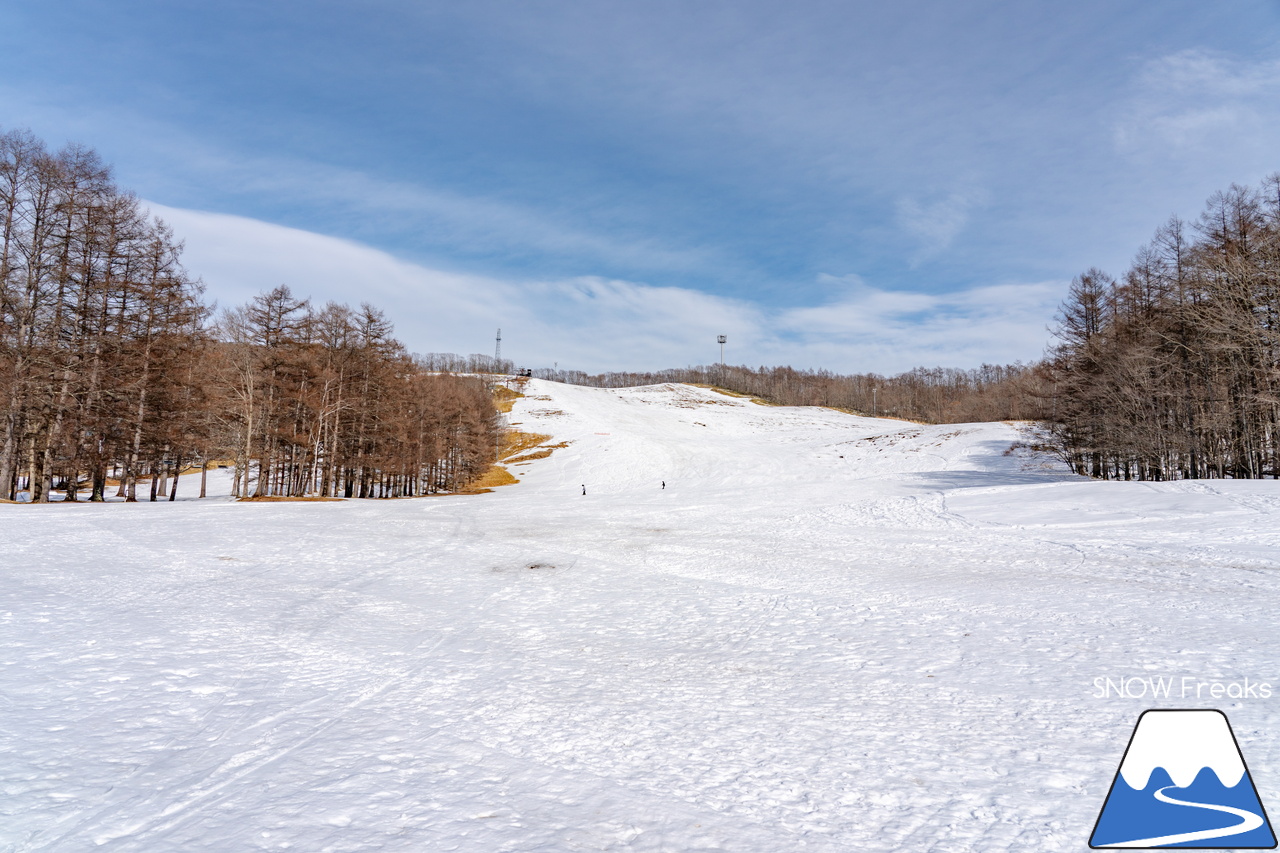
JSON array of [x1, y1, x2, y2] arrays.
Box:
[[4, 379, 1280, 852]]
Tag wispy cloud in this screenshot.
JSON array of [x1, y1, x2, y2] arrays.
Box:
[[894, 189, 987, 263], [1116, 50, 1280, 155], [774, 275, 1060, 371], [0, 77, 719, 281], [10, 2, 1280, 338], [227, 159, 720, 275], [154, 204, 1060, 374]]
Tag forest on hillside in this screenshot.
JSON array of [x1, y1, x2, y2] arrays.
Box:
[[531, 362, 1040, 425], [0, 129, 498, 503]]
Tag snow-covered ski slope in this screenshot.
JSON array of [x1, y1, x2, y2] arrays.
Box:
[[4, 379, 1280, 852]]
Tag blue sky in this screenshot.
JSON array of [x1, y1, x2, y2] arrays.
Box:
[[4, 1, 1280, 372]]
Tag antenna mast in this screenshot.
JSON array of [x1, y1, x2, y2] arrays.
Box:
[[495, 328, 501, 367]]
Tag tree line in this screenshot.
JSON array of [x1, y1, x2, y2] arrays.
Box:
[[217, 287, 497, 499], [534, 362, 1039, 424], [1045, 175, 1280, 480], [32, 132, 1277, 490], [0, 129, 498, 502]]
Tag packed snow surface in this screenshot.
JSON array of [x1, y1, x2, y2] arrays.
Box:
[[3, 380, 1280, 852]]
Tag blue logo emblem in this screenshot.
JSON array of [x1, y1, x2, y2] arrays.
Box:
[[1091, 710, 1275, 848]]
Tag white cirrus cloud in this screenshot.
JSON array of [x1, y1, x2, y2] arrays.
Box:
[[894, 188, 989, 263], [1116, 50, 1280, 156]]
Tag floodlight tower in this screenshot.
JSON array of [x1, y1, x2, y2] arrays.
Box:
[[717, 334, 726, 368], [495, 328, 501, 368]]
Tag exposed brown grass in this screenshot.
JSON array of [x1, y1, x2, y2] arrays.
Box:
[[455, 386, 564, 493], [456, 430, 569, 492], [501, 431, 552, 460], [690, 383, 779, 407], [458, 464, 519, 494], [693, 383, 749, 397], [493, 384, 524, 414], [506, 448, 554, 464]]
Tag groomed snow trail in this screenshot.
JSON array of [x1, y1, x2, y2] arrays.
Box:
[[3, 380, 1280, 852]]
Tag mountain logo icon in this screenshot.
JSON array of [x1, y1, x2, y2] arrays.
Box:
[[1091, 709, 1276, 848]]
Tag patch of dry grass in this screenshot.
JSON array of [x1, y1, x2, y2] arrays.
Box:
[[454, 386, 569, 492], [692, 383, 749, 397], [457, 431, 569, 492], [688, 383, 779, 406], [459, 464, 519, 494], [501, 431, 552, 459], [506, 448, 554, 464], [493, 384, 524, 414]]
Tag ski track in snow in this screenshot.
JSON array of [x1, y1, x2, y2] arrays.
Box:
[[3, 379, 1280, 851]]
